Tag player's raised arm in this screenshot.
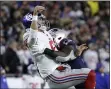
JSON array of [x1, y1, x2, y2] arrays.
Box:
[[30, 6, 45, 30], [44, 48, 76, 62]]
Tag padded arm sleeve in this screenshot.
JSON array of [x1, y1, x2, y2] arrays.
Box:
[[43, 48, 76, 62]]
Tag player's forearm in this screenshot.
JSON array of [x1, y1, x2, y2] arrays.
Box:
[[56, 50, 77, 62], [30, 15, 38, 30], [30, 6, 45, 31], [43, 48, 76, 62], [30, 6, 39, 30]]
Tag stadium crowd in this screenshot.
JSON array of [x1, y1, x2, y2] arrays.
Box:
[[0, 1, 109, 75]]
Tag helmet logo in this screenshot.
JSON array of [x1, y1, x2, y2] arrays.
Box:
[[25, 13, 32, 21]]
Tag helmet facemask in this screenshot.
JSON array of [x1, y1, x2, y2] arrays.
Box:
[[37, 14, 50, 31]]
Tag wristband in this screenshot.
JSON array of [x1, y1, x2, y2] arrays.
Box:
[[32, 15, 38, 21]]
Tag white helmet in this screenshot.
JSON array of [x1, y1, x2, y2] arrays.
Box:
[[48, 28, 69, 47]]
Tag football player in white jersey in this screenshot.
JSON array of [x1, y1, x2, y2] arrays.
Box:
[[23, 5, 95, 89]]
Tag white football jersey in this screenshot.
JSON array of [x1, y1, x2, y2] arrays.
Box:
[[23, 28, 60, 78]]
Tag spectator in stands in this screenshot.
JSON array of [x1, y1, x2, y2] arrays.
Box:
[[95, 63, 110, 89], [0, 35, 6, 66], [83, 49, 98, 70], [17, 43, 33, 74], [2, 39, 20, 74]]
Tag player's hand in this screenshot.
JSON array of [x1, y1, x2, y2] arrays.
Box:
[[75, 44, 88, 56], [33, 5, 45, 15]]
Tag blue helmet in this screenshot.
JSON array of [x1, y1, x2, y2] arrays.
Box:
[[22, 13, 32, 29], [22, 13, 50, 30]]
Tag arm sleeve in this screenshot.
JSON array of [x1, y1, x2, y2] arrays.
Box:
[[43, 47, 77, 62]]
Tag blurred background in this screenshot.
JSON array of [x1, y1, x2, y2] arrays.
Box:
[[0, 1, 110, 89]]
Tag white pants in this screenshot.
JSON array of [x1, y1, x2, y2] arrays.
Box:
[[47, 64, 91, 89]]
